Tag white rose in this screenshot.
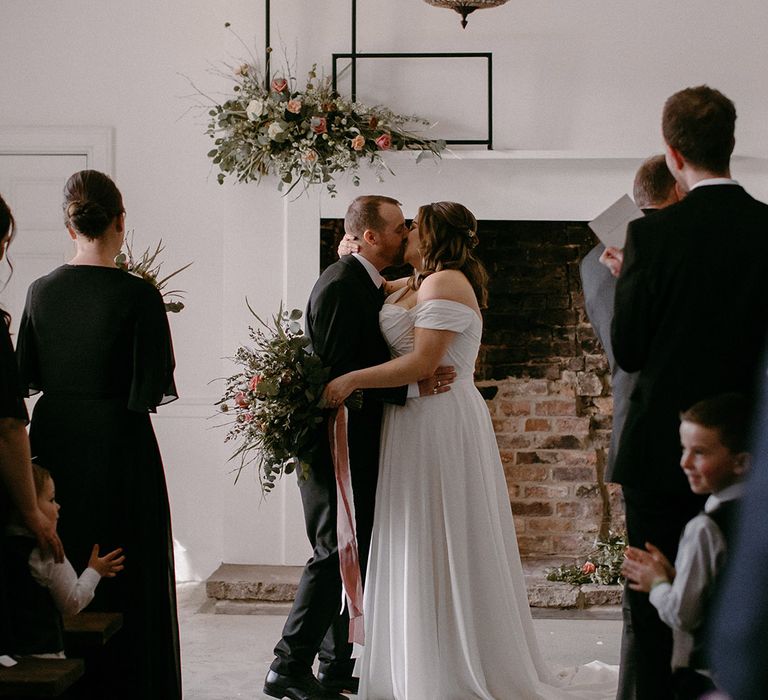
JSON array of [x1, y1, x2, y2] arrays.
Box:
[[268, 122, 285, 139], [246, 99, 265, 121]]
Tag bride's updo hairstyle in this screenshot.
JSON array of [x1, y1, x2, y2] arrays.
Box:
[[63, 170, 125, 240], [412, 201, 489, 308]]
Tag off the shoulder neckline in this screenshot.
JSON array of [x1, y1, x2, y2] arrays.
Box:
[[383, 298, 482, 321]]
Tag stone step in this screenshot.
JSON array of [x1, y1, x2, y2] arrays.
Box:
[[205, 558, 622, 616]]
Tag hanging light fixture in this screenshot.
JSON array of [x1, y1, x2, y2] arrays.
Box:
[[423, 0, 510, 29]]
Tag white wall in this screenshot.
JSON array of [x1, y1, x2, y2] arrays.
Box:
[[1, 0, 767, 579]]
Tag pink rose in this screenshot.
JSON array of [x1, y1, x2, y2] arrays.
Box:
[[310, 116, 327, 135], [375, 133, 392, 150], [271, 78, 288, 93], [286, 99, 302, 114], [243, 412, 254, 423], [351, 134, 365, 151], [581, 561, 596, 575], [248, 374, 261, 392], [234, 391, 249, 408]]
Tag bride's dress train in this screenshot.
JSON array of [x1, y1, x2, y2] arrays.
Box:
[[357, 295, 617, 699]]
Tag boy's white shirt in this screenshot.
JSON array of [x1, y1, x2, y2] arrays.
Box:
[[648, 481, 744, 670], [5, 524, 100, 616]]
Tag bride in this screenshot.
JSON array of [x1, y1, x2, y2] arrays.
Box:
[[324, 202, 617, 700]]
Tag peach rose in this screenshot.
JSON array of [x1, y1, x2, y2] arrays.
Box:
[[581, 561, 596, 574], [287, 99, 302, 114], [351, 134, 365, 151], [302, 150, 319, 164], [234, 391, 249, 408], [375, 133, 392, 150], [248, 374, 261, 392]]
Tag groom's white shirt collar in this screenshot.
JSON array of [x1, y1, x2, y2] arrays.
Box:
[[352, 253, 385, 288]]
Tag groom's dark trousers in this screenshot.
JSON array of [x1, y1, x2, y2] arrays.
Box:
[[611, 184, 768, 699], [271, 255, 405, 679]]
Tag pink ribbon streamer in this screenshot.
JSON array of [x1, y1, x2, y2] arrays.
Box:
[[329, 406, 365, 645]]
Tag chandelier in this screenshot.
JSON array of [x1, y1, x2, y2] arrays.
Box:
[[423, 0, 510, 29]]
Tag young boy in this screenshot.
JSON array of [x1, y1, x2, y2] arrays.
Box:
[[621, 393, 749, 699], [3, 462, 125, 658]]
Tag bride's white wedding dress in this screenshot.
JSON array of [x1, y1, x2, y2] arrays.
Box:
[[357, 294, 617, 700]]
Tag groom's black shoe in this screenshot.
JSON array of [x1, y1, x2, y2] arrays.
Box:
[[317, 671, 359, 695], [263, 670, 345, 700]]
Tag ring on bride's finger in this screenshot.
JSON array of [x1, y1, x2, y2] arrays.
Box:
[[436, 380, 442, 388]]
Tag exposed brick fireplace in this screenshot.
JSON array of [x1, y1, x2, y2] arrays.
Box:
[[320, 218, 624, 557]]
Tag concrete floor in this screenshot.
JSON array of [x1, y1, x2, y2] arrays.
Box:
[[178, 583, 622, 700]]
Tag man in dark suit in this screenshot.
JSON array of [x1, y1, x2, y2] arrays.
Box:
[[581, 155, 679, 700], [265, 196, 452, 700], [611, 86, 768, 699], [581, 154, 679, 481]]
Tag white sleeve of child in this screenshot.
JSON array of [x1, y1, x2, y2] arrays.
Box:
[[649, 516, 726, 632], [29, 550, 101, 616]]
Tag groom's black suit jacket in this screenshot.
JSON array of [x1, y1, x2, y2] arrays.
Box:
[[305, 254, 406, 556], [271, 255, 406, 677], [612, 184, 768, 493]]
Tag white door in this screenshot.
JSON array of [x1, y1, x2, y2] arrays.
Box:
[[0, 154, 87, 335]]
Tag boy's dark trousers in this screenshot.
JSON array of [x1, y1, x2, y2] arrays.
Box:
[[671, 668, 716, 700]]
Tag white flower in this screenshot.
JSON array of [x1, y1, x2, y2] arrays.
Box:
[[246, 99, 265, 121], [268, 122, 285, 139]]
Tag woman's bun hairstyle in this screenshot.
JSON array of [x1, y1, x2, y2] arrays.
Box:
[[63, 170, 124, 240]]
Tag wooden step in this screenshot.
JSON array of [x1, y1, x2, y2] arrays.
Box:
[[0, 657, 84, 698], [62, 612, 122, 655]]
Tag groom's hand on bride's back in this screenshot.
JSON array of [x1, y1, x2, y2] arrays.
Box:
[[418, 365, 456, 397]]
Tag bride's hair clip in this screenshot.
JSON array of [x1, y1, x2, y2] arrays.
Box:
[[465, 228, 478, 249]]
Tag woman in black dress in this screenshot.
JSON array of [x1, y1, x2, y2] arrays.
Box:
[[0, 194, 63, 656], [15, 171, 181, 698]]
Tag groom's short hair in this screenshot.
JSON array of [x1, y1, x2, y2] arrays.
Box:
[[345, 195, 402, 239]]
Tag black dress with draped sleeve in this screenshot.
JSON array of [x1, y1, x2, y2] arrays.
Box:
[[16, 265, 180, 699], [0, 316, 29, 655]]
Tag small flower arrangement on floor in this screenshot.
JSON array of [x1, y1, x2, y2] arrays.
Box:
[[115, 233, 192, 313], [203, 44, 446, 196], [545, 532, 627, 586], [217, 304, 361, 494]]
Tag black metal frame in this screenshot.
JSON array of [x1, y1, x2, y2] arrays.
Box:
[[264, 0, 494, 149], [331, 52, 493, 148]]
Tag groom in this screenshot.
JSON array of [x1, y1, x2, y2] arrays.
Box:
[[264, 195, 453, 700]]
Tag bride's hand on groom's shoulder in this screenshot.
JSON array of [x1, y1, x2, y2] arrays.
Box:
[[337, 234, 360, 257], [419, 365, 456, 397]]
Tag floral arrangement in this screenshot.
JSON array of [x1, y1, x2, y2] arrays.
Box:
[[545, 532, 627, 586], [217, 304, 361, 494], [115, 233, 192, 313], [204, 52, 446, 196]]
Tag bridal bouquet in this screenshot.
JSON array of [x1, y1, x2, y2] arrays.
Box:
[[204, 57, 446, 196], [115, 233, 192, 313], [217, 303, 361, 494]]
